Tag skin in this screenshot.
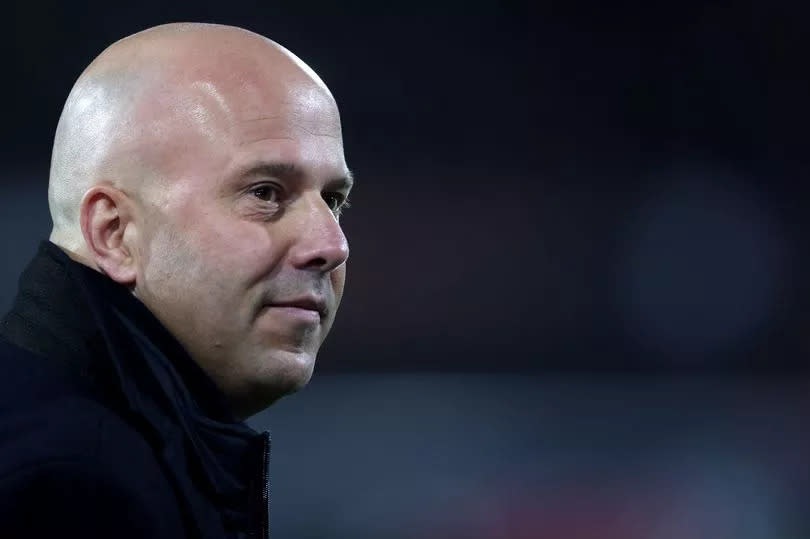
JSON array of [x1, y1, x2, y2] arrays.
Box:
[[47, 23, 352, 419]]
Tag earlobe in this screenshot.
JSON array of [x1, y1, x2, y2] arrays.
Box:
[[80, 185, 138, 285]]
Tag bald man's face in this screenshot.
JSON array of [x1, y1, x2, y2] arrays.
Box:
[[131, 69, 351, 418]]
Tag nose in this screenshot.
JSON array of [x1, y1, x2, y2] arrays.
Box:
[[288, 193, 349, 273]]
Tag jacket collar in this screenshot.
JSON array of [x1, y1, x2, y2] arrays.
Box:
[[1, 241, 269, 536]]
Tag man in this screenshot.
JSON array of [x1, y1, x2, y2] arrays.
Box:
[[0, 22, 351, 538]]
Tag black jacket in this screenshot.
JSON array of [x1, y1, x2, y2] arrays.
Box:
[[0, 241, 270, 538]]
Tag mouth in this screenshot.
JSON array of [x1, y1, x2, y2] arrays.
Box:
[[265, 296, 327, 319]]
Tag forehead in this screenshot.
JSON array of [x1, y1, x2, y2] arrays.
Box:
[[232, 82, 343, 144], [158, 73, 347, 189], [228, 83, 347, 178]]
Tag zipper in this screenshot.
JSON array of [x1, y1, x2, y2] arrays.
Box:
[[246, 431, 271, 539], [259, 431, 271, 539]]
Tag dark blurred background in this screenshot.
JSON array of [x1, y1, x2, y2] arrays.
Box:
[[2, 2, 809, 537]]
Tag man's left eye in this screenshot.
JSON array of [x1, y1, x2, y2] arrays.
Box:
[[322, 192, 346, 212]]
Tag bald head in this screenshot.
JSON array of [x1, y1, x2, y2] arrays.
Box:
[[46, 23, 350, 416], [48, 23, 336, 255]]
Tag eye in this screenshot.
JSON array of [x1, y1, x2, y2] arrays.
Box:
[[251, 184, 281, 203], [323, 192, 348, 213]]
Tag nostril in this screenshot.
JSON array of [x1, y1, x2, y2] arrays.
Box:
[[308, 257, 328, 269]]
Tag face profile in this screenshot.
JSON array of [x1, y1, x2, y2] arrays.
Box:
[[48, 23, 353, 418]]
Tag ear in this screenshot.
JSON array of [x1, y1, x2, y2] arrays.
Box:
[[79, 184, 138, 285]]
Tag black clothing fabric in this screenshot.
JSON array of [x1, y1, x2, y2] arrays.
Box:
[[0, 241, 270, 538]]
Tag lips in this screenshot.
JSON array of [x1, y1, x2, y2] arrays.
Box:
[[266, 296, 327, 318]]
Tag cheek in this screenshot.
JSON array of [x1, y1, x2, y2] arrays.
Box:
[[141, 223, 250, 335], [175, 210, 286, 299], [141, 224, 213, 302], [331, 265, 347, 305], [141, 197, 285, 306]]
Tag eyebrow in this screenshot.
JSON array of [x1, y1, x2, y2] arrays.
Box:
[[244, 162, 354, 191]]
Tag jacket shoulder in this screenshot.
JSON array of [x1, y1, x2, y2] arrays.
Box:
[[0, 340, 189, 537], [0, 337, 124, 466]]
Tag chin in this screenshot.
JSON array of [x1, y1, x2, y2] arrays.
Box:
[[235, 350, 317, 417], [273, 356, 316, 394]]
